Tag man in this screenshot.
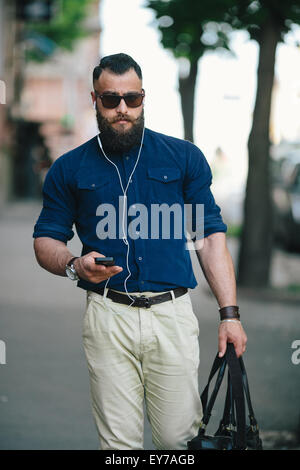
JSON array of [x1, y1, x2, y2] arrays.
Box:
[[33, 53, 247, 450]]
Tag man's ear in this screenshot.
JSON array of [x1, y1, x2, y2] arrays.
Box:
[[91, 91, 96, 108]]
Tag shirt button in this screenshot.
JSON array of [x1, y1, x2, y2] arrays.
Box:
[[138, 256, 143, 261], [141, 281, 144, 284], [91, 183, 95, 187], [126, 156, 130, 160], [164, 175, 168, 180]]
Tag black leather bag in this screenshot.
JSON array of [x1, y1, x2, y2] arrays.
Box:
[[188, 344, 263, 450]]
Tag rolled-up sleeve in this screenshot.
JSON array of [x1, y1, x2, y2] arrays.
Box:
[[33, 158, 76, 243], [184, 143, 227, 238]]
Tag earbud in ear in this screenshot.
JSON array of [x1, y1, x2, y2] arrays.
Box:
[[93, 101, 96, 109]]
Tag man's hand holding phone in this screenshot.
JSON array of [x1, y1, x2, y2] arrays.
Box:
[[74, 252, 122, 284]]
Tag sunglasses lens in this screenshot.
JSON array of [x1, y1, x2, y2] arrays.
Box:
[[98, 93, 144, 108], [124, 94, 143, 107], [100, 95, 121, 109]]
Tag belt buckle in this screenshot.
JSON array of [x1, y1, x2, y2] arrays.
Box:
[[132, 295, 151, 308]]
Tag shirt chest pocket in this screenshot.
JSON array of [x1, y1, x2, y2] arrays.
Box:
[[77, 174, 114, 215], [147, 168, 183, 204]]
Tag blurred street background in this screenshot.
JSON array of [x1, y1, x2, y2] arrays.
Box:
[[0, 0, 300, 450]]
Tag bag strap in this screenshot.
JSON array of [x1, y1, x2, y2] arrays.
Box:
[[219, 371, 235, 428], [239, 356, 259, 429], [200, 353, 225, 411], [221, 357, 258, 428], [200, 355, 227, 430], [224, 344, 246, 449], [202, 360, 227, 427], [199, 344, 247, 449]]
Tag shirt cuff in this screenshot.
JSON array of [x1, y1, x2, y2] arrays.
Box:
[[33, 222, 74, 243]]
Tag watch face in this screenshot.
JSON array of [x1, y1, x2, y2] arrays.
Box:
[[66, 264, 78, 281]]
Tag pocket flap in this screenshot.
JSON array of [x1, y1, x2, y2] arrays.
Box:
[[78, 176, 110, 190], [147, 168, 181, 183]]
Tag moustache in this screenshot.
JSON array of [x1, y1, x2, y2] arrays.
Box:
[[111, 115, 133, 123]]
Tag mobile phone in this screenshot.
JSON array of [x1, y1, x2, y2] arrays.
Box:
[[94, 257, 115, 266]]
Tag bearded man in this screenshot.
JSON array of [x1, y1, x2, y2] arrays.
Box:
[[33, 53, 247, 450]]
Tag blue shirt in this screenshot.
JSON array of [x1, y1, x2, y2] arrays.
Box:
[[33, 128, 227, 293]]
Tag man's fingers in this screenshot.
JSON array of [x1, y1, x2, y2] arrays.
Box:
[[218, 322, 247, 358], [89, 263, 123, 280], [219, 340, 244, 359], [218, 334, 227, 358], [234, 341, 243, 358], [235, 331, 247, 357], [75, 252, 123, 282], [107, 265, 123, 276]]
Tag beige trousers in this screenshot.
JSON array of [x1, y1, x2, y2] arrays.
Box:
[[82, 289, 202, 450]]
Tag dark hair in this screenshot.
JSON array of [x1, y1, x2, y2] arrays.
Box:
[[93, 53, 142, 83]]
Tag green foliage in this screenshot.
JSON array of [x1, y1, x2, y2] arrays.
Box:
[[223, 0, 300, 43], [287, 284, 300, 293], [226, 224, 242, 238], [146, 0, 300, 60], [146, 0, 234, 63], [24, 0, 96, 62]]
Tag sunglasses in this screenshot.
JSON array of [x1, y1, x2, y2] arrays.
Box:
[[94, 90, 145, 109]]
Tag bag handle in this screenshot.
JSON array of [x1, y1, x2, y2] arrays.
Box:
[[239, 356, 259, 429], [224, 344, 246, 449], [219, 371, 236, 429], [200, 359, 227, 429], [200, 353, 226, 415], [199, 343, 246, 449], [200, 348, 230, 429], [220, 356, 258, 428]]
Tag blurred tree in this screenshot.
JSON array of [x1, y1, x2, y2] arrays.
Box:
[[147, 0, 300, 288], [224, 1, 300, 287], [23, 0, 96, 62], [146, 0, 233, 142]]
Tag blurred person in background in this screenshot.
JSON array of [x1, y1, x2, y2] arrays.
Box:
[[33, 53, 247, 450]]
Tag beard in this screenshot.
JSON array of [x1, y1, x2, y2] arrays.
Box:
[[96, 107, 144, 155]]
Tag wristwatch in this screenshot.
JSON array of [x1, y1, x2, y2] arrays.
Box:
[[65, 257, 79, 281]]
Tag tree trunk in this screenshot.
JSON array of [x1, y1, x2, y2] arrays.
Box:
[[237, 19, 280, 287], [178, 60, 198, 142]]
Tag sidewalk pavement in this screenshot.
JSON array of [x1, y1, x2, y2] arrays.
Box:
[[0, 200, 299, 450]]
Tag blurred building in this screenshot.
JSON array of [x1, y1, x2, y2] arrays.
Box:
[[0, 0, 17, 209], [0, 0, 101, 206], [21, 1, 101, 164]]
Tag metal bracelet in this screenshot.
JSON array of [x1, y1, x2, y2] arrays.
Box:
[[220, 319, 241, 324]]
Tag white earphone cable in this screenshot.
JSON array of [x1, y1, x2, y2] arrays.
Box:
[[97, 127, 145, 304]]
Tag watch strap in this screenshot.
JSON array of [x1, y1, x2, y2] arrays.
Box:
[[67, 257, 79, 267]]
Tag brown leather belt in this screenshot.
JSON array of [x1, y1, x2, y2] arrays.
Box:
[[90, 286, 188, 308]]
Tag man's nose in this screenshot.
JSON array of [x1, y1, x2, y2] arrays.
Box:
[[115, 97, 128, 114]]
